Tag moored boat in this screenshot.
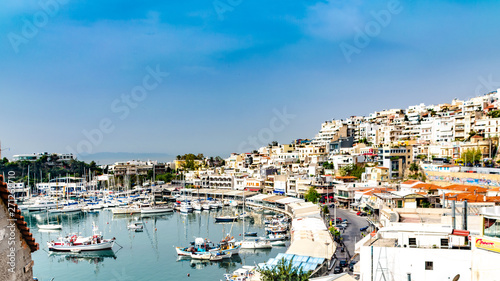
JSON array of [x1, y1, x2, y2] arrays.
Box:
[[47, 224, 115, 252], [215, 216, 238, 223], [38, 224, 62, 230]]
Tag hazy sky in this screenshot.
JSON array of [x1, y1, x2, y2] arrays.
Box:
[[1, 0, 500, 162]]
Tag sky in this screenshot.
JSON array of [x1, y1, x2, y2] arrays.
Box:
[[1, 0, 500, 163]]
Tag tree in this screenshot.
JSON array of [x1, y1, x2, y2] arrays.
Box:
[[304, 187, 320, 204], [488, 110, 500, 119], [340, 164, 365, 179], [322, 205, 329, 214], [258, 258, 310, 281], [460, 148, 482, 166], [409, 162, 419, 173]]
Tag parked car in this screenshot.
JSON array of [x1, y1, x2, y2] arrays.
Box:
[[349, 260, 357, 271], [360, 226, 369, 231], [339, 259, 348, 268], [343, 219, 348, 224], [356, 211, 367, 216], [341, 222, 348, 228], [333, 266, 342, 274]]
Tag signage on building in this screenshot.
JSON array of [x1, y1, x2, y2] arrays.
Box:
[[475, 237, 500, 253]]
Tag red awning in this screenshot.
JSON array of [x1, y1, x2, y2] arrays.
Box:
[[452, 229, 470, 236]]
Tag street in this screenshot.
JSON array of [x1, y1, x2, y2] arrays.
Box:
[[327, 206, 369, 274]]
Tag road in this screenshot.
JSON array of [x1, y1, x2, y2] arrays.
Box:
[[327, 206, 370, 274]]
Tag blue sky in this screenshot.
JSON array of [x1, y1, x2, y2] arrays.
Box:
[[1, 0, 500, 163]]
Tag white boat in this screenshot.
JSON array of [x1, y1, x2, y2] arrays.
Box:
[[190, 252, 212, 260], [265, 234, 288, 241], [38, 224, 62, 230], [49, 205, 82, 214], [47, 223, 115, 252], [140, 206, 173, 214], [180, 201, 193, 213], [236, 239, 272, 249], [192, 201, 202, 211], [28, 200, 58, 211], [127, 222, 144, 230], [210, 251, 232, 261], [112, 206, 141, 215], [202, 202, 211, 210], [270, 240, 286, 246], [223, 266, 256, 281]]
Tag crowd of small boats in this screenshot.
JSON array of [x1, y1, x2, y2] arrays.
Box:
[[20, 188, 293, 280]]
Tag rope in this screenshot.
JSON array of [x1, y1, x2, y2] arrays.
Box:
[[114, 241, 124, 249]]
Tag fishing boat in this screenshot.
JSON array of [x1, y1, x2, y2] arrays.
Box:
[[176, 236, 240, 256], [190, 252, 212, 260], [210, 251, 232, 261], [223, 266, 256, 281], [176, 238, 217, 256], [215, 216, 238, 223], [47, 223, 115, 252]]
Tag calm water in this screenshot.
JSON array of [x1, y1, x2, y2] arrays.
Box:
[[26, 207, 288, 281]]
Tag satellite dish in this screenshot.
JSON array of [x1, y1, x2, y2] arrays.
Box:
[[453, 274, 460, 281]]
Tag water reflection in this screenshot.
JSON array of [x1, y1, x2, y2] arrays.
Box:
[[48, 250, 117, 265], [185, 255, 243, 271]]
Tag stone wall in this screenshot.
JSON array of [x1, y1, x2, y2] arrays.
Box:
[[0, 200, 34, 281]]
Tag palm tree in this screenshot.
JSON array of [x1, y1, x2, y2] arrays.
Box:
[[258, 258, 310, 281]]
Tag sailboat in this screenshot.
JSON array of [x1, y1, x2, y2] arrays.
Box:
[[235, 191, 271, 249], [38, 210, 62, 230]]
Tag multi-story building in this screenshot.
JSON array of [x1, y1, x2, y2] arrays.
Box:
[[13, 152, 75, 162], [378, 146, 414, 179]]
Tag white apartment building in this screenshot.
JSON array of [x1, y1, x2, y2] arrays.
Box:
[[311, 120, 344, 147], [475, 117, 500, 138]]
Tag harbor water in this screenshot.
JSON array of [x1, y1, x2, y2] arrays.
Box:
[[27, 208, 288, 280]]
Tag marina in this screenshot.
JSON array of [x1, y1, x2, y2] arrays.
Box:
[[26, 202, 290, 280]]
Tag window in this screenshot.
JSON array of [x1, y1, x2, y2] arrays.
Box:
[[408, 238, 417, 247], [425, 261, 433, 270], [440, 238, 449, 248]]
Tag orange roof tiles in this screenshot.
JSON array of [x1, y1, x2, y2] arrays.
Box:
[[411, 183, 440, 190], [0, 175, 38, 252], [402, 180, 420, 185], [442, 184, 488, 193], [444, 192, 500, 203]]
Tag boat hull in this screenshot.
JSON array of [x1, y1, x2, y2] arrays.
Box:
[[48, 240, 115, 252], [215, 217, 238, 223]]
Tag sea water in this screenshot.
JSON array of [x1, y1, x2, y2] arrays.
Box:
[[27, 208, 288, 280]]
